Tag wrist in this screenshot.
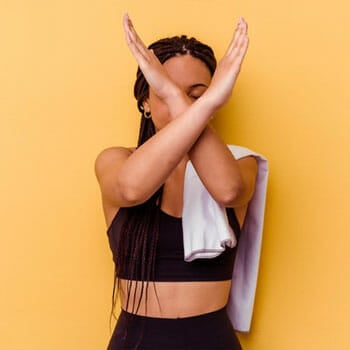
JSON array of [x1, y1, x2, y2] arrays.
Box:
[[196, 93, 218, 117], [163, 86, 183, 102], [164, 89, 191, 118], [200, 81, 231, 113]]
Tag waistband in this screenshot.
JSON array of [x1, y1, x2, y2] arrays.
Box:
[[119, 306, 228, 322]]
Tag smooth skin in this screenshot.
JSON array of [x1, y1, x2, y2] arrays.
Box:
[[95, 14, 258, 317]]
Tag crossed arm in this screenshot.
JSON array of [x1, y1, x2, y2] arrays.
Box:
[[95, 14, 257, 210]]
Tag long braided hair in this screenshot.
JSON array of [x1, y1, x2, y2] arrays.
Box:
[[108, 34, 217, 337]]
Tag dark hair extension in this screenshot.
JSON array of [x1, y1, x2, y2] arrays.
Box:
[[108, 34, 217, 346]]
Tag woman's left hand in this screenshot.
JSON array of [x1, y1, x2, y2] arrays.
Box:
[[122, 13, 181, 103], [201, 17, 249, 111]]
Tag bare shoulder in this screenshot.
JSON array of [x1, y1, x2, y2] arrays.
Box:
[[95, 146, 135, 161], [94, 146, 136, 208], [94, 146, 135, 175]]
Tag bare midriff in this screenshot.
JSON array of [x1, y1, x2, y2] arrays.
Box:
[[119, 278, 232, 318]]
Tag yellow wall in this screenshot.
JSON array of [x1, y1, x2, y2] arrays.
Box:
[[1, 0, 349, 349]]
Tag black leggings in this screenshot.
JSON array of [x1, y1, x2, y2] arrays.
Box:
[[107, 306, 242, 350]]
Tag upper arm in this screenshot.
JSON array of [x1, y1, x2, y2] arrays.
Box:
[[94, 146, 135, 208], [230, 156, 258, 227], [227, 156, 258, 208], [237, 156, 258, 203]]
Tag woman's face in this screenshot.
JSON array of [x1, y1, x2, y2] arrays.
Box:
[[143, 54, 212, 130]]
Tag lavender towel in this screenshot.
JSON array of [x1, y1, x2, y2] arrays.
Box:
[[182, 144, 268, 332]]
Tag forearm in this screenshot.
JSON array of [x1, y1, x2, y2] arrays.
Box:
[[188, 125, 244, 206], [166, 93, 244, 206], [117, 96, 215, 202]]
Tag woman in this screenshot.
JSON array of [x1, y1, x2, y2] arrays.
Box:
[[95, 13, 258, 349]]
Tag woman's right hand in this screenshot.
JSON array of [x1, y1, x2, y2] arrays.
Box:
[[122, 13, 182, 103], [203, 17, 249, 110]]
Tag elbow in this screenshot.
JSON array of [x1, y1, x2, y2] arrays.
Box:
[[217, 181, 245, 207], [117, 177, 149, 206], [119, 185, 145, 206], [119, 188, 141, 205]]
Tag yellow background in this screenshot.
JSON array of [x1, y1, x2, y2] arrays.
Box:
[[1, 0, 349, 349]]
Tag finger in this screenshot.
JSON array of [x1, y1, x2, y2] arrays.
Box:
[[225, 17, 248, 56], [236, 36, 249, 62], [224, 19, 243, 55], [223, 28, 249, 72], [227, 33, 249, 67], [122, 13, 132, 42], [125, 35, 150, 69], [123, 25, 149, 67], [123, 13, 151, 62], [232, 26, 248, 56], [230, 18, 247, 53], [123, 22, 152, 69], [218, 41, 248, 82], [226, 23, 248, 56], [123, 13, 142, 47]]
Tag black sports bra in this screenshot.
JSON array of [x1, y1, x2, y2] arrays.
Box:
[[106, 206, 241, 282]]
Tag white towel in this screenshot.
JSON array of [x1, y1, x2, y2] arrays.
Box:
[[182, 144, 269, 332]]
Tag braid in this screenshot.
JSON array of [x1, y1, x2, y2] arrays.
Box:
[[134, 35, 217, 113], [108, 34, 217, 344]]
